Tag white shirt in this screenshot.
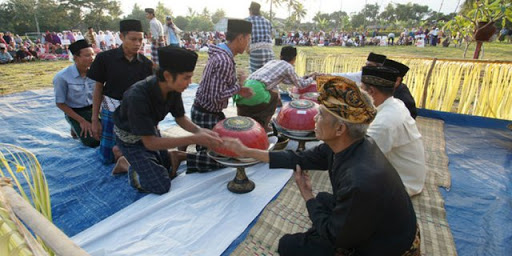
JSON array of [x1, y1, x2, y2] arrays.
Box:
[[150, 18, 164, 40], [367, 97, 427, 196]]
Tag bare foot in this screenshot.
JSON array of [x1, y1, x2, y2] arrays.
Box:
[[70, 129, 78, 139], [112, 146, 123, 162], [112, 156, 129, 175], [169, 151, 187, 178]]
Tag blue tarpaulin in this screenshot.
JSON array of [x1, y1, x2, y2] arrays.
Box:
[[420, 109, 512, 256]]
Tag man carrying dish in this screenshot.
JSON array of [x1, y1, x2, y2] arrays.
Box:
[[222, 75, 420, 255], [235, 46, 318, 131]]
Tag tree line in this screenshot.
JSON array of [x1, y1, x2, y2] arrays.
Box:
[[1, 0, 509, 36]]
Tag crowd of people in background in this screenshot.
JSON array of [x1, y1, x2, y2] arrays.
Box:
[[2, 24, 511, 65]]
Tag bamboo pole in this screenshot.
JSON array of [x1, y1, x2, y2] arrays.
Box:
[[421, 58, 438, 109], [0, 179, 90, 256]]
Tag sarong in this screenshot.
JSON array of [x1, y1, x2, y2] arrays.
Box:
[[115, 131, 173, 194], [186, 104, 226, 172], [65, 105, 100, 148], [151, 40, 165, 66], [98, 108, 116, 164], [249, 44, 274, 73]]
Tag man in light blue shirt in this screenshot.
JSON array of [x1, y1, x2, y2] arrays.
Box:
[[0, 43, 13, 64], [164, 16, 181, 47], [53, 39, 99, 147]]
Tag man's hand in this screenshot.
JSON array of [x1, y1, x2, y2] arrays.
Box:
[[222, 137, 249, 157], [195, 129, 222, 149], [91, 119, 102, 141], [238, 87, 254, 98], [294, 164, 314, 201], [79, 120, 94, 138]]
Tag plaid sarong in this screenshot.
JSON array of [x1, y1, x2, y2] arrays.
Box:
[[65, 106, 100, 148], [249, 48, 274, 73], [98, 108, 116, 164], [116, 136, 173, 194], [186, 105, 226, 172], [151, 40, 165, 66]]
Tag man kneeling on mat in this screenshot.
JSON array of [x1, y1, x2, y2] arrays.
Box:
[[112, 46, 222, 194]]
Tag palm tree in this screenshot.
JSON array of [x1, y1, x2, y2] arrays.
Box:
[[292, 3, 307, 25], [265, 0, 285, 23]]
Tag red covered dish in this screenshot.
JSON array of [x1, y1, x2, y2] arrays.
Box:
[[212, 116, 269, 158], [276, 99, 318, 135], [299, 92, 320, 103]]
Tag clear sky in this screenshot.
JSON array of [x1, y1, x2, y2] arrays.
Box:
[[120, 0, 461, 22]]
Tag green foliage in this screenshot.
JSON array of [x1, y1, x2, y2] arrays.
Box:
[[211, 9, 226, 25], [174, 16, 189, 31], [124, 3, 149, 34], [155, 1, 172, 24]]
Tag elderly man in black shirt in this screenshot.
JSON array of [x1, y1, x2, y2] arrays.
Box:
[[88, 19, 153, 165], [222, 76, 420, 255], [112, 46, 222, 194]]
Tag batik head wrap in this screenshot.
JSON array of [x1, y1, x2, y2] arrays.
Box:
[[316, 76, 376, 124]]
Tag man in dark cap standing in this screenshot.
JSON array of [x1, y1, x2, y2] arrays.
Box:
[[145, 8, 165, 66], [88, 19, 153, 165], [246, 1, 275, 73], [235, 46, 318, 131], [54, 39, 99, 147], [383, 59, 417, 119], [222, 76, 420, 256], [332, 52, 386, 84], [171, 19, 254, 173], [360, 66, 426, 196], [112, 46, 223, 194]]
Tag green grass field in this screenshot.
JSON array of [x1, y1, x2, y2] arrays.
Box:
[[1, 42, 510, 96]]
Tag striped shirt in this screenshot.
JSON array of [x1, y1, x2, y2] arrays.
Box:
[[194, 44, 241, 112], [246, 15, 272, 44], [248, 60, 314, 90]]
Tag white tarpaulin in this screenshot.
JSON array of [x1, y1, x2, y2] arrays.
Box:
[[72, 164, 293, 256]]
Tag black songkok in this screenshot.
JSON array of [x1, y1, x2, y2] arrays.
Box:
[[120, 19, 143, 33], [249, 2, 261, 11], [280, 46, 297, 59], [145, 8, 155, 14], [69, 39, 90, 55], [361, 66, 399, 88], [367, 52, 387, 65], [383, 59, 410, 78], [227, 19, 252, 34], [158, 46, 198, 72]]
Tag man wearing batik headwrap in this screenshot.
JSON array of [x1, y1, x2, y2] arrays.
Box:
[[222, 76, 420, 256], [171, 19, 254, 173], [360, 66, 426, 196], [332, 52, 386, 84], [235, 46, 318, 131], [88, 19, 153, 164], [246, 1, 275, 73], [54, 39, 99, 147], [112, 46, 222, 194], [383, 59, 418, 119]]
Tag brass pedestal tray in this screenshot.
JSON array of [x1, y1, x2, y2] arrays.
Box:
[[271, 119, 318, 151], [208, 136, 277, 194]]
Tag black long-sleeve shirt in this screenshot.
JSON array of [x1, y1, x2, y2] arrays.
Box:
[[394, 83, 417, 119], [269, 137, 417, 255]]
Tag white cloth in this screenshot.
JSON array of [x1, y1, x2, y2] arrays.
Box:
[[367, 97, 427, 196], [72, 163, 294, 256], [150, 18, 164, 40], [331, 71, 362, 84]]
